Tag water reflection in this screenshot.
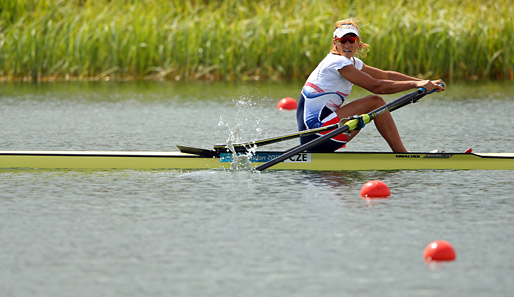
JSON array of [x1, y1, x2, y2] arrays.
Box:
[[300, 170, 402, 188]]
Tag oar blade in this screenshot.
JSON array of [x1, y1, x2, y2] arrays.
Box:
[[177, 145, 218, 157]]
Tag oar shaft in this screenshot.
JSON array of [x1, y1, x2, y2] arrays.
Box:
[[255, 88, 427, 171], [213, 123, 339, 152]]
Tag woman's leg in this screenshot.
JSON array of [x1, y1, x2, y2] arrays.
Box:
[[335, 95, 407, 152]]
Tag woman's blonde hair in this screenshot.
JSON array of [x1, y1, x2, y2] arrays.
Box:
[[330, 18, 369, 57]]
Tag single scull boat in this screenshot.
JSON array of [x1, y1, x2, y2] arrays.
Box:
[[0, 149, 513, 170]]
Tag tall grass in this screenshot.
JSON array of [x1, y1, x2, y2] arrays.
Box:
[[0, 0, 512, 82]]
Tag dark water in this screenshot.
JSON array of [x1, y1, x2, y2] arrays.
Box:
[[1, 81, 513, 297]]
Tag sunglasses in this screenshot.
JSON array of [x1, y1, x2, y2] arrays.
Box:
[[336, 36, 359, 44]]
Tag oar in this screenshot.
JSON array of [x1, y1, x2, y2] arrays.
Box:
[[212, 123, 340, 153], [255, 88, 433, 171]]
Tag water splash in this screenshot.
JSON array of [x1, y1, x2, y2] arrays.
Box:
[[217, 95, 269, 170]]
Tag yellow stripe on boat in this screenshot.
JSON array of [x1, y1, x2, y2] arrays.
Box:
[[0, 151, 513, 170]]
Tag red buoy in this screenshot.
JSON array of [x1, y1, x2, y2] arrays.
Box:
[[360, 180, 390, 198], [423, 240, 456, 262], [277, 97, 297, 110]]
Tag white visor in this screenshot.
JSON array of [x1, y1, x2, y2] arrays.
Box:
[[333, 25, 359, 39]]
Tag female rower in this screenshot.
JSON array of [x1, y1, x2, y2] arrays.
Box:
[[296, 19, 446, 152]]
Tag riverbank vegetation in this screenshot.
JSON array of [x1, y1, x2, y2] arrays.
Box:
[[1, 0, 512, 82]]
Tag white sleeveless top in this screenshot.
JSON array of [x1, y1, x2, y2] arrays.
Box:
[[303, 53, 364, 97], [299, 54, 364, 129]]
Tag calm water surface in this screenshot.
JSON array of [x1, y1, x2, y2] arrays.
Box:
[[1, 81, 513, 297]]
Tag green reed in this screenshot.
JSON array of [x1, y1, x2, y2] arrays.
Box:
[[0, 0, 512, 82]]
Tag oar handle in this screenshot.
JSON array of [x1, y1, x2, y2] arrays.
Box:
[[419, 87, 437, 94], [420, 82, 445, 94]]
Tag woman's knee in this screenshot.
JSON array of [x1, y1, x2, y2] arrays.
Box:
[[336, 95, 386, 118], [363, 95, 386, 107]]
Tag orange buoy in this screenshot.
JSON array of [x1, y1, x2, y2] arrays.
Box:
[[423, 240, 456, 262], [277, 97, 298, 110], [360, 180, 390, 198]]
